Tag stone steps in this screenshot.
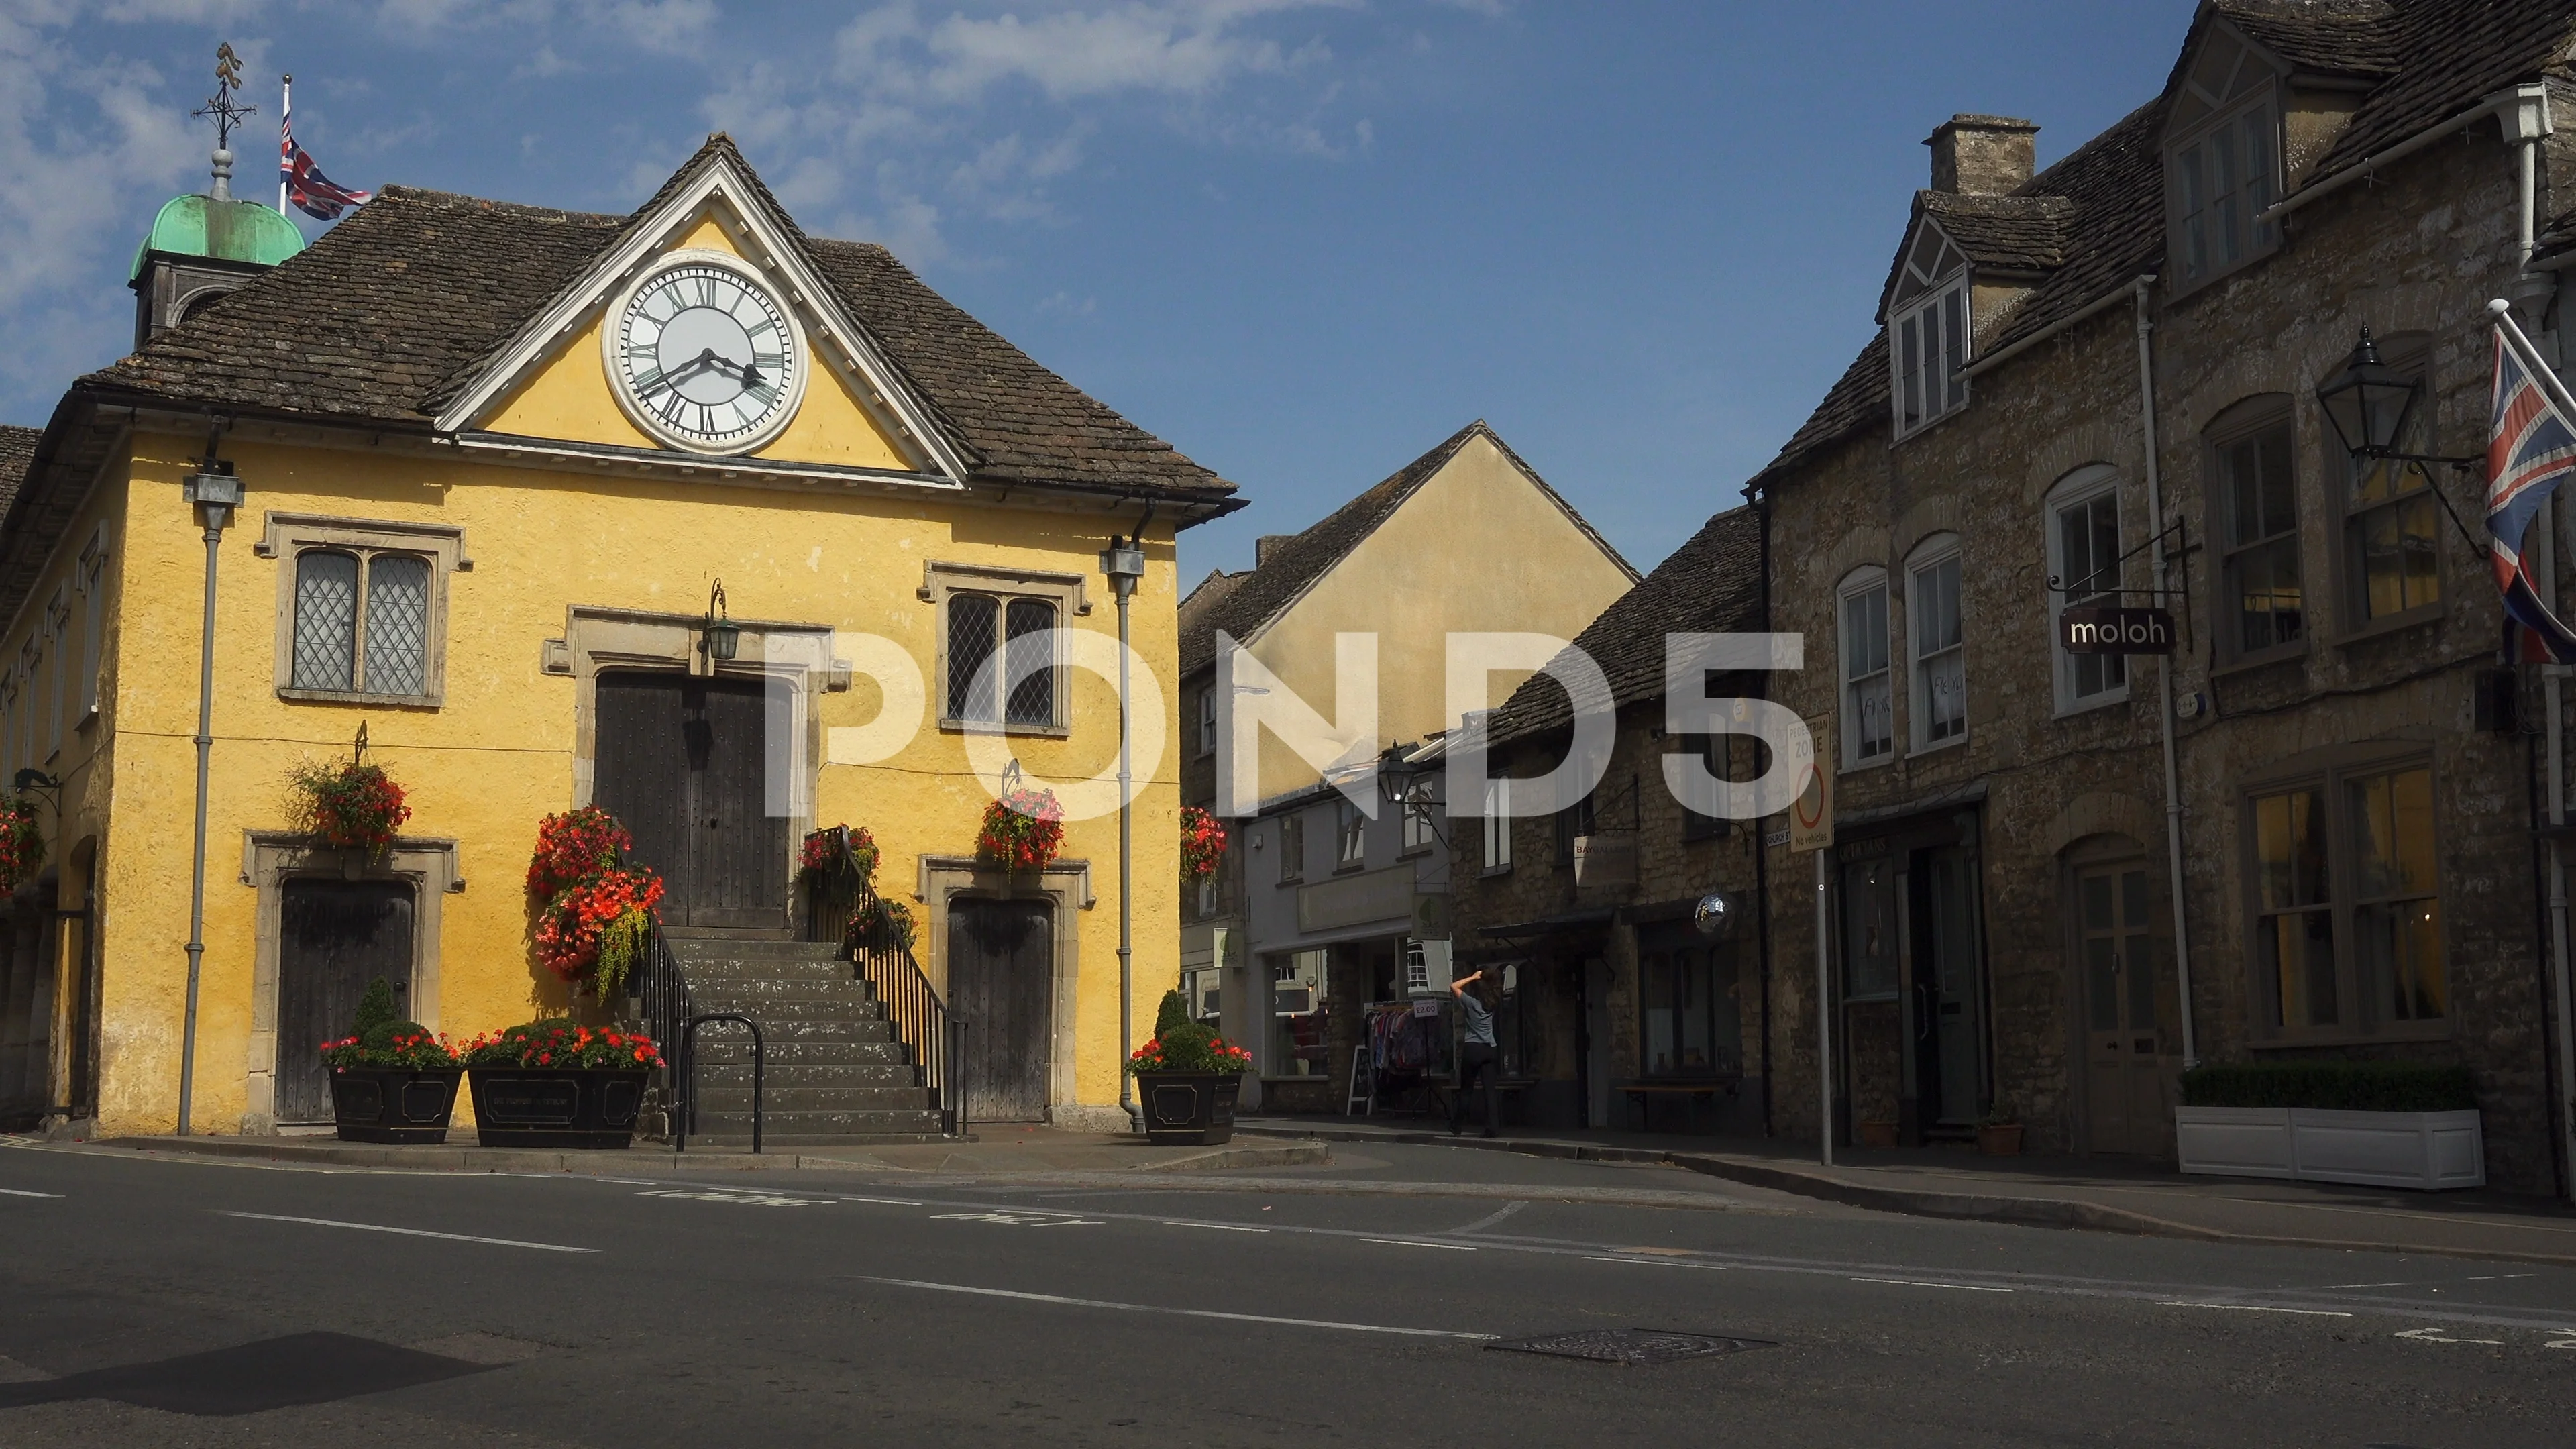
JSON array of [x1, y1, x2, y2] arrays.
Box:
[[690, 1085, 932, 1113], [661, 936, 944, 1144]]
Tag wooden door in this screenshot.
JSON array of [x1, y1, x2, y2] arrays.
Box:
[[1917, 847, 1986, 1128], [948, 897, 1053, 1121], [2078, 865, 2177, 1156], [593, 672, 790, 930], [275, 879, 415, 1122]]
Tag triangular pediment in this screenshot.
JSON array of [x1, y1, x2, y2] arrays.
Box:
[[434, 140, 969, 484], [1876, 215, 1969, 324], [2163, 15, 2287, 142]]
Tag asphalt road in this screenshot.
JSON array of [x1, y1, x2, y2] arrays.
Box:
[[3, 1138, 2574, 1447]]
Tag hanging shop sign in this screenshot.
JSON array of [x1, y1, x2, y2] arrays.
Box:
[[2060, 606, 2177, 655]]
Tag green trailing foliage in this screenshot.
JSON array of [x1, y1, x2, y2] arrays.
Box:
[[350, 977, 400, 1040], [2178, 1061, 2477, 1114], [1155, 989, 1191, 1040]]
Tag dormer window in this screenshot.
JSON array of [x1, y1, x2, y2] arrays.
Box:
[[1888, 227, 1970, 438], [2165, 29, 2282, 291]]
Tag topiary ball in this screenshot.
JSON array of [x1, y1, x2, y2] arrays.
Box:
[[1155, 989, 1191, 1039]]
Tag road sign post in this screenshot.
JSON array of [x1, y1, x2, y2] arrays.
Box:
[[1791, 731, 1834, 1166]]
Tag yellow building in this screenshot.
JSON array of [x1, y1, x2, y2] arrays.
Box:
[[0, 136, 1237, 1139]]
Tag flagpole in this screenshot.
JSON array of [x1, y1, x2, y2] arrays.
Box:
[[278, 74, 291, 218], [2493, 299, 2576, 427]]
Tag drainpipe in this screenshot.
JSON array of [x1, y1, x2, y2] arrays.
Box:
[[175, 443, 242, 1136], [1747, 480, 1775, 1138], [2131, 276, 2198, 1069]]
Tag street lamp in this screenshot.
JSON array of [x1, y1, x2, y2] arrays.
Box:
[[2312, 325, 2487, 550], [702, 580, 739, 663], [176, 454, 244, 1136], [1099, 530, 1146, 1133]]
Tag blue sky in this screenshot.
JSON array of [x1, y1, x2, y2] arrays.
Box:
[[0, 1, 2188, 577]]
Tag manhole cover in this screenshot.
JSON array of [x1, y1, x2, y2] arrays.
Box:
[[1487, 1328, 1773, 1365]]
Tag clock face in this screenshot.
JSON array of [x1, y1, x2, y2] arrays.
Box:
[[611, 258, 800, 451]]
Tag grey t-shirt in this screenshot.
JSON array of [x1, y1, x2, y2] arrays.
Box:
[[1456, 991, 1496, 1046]]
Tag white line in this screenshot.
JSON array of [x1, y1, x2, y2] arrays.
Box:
[[851, 1276, 1497, 1339], [1363, 1238, 1477, 1251], [0, 1187, 63, 1198], [1164, 1220, 1269, 1232], [1851, 1277, 2012, 1293], [837, 1195, 926, 1206], [1586, 1256, 1729, 1271], [2157, 1301, 2351, 1317], [216, 1210, 595, 1253]]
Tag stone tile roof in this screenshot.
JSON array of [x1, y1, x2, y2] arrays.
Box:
[[1177, 420, 1624, 677], [1919, 191, 2074, 274], [0, 427, 38, 517], [78, 136, 1230, 500], [1756, 0, 2576, 486], [1485, 504, 1764, 748]]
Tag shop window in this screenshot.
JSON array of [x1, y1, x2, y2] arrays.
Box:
[[1838, 570, 1893, 769], [2248, 761, 2443, 1038], [1269, 950, 1328, 1076], [1640, 941, 1739, 1077]]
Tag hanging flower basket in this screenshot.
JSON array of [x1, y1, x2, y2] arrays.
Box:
[[527, 808, 664, 998], [976, 787, 1064, 873], [288, 755, 411, 862], [798, 824, 879, 883], [848, 892, 918, 953], [0, 792, 44, 893], [1180, 805, 1226, 882]]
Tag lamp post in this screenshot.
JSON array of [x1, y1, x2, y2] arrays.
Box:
[[1099, 531, 1146, 1132], [175, 456, 242, 1137], [702, 579, 739, 663]]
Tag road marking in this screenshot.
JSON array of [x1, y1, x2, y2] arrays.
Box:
[[1587, 1256, 1729, 1271], [851, 1275, 1499, 1339], [2155, 1301, 2351, 1317], [837, 1195, 926, 1206], [1363, 1238, 1477, 1251], [0, 1187, 63, 1198], [2396, 1326, 2504, 1344], [1163, 1220, 1269, 1232], [1452, 1201, 1528, 1235], [596, 1178, 661, 1186], [216, 1210, 594, 1253], [930, 1211, 1098, 1226], [1851, 1277, 2012, 1293], [636, 1190, 825, 1208]]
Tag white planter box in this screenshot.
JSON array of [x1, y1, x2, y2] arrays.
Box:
[[2176, 1106, 2483, 1191]]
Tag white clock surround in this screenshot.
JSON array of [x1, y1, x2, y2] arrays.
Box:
[[600, 248, 811, 455]]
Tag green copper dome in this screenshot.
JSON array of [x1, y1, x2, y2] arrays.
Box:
[[128, 193, 305, 280]]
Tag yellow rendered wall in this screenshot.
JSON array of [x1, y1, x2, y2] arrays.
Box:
[[481, 209, 916, 473], [94, 429, 1177, 1137], [1242, 431, 1636, 802]]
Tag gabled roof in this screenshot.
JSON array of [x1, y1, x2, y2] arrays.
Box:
[[1758, 0, 2576, 487], [0, 427, 38, 518], [1484, 504, 1764, 749], [1874, 191, 2075, 323], [78, 135, 1232, 502], [1177, 420, 1629, 677]]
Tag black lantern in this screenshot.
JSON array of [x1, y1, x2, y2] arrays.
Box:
[[2314, 325, 2420, 462], [703, 580, 739, 662], [1098, 534, 1145, 601]]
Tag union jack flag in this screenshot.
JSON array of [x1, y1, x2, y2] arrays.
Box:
[[2486, 325, 2576, 663], [278, 97, 369, 221]]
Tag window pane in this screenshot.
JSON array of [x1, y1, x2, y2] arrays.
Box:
[[2261, 909, 2338, 1028], [1916, 557, 1962, 653], [2351, 768, 2434, 896], [1941, 286, 1967, 411], [2255, 427, 2295, 536], [2212, 124, 2241, 265], [2358, 492, 2441, 619], [947, 594, 999, 721], [362, 555, 429, 696], [2243, 109, 2277, 250], [1004, 598, 1055, 725], [290, 550, 358, 691], [2235, 536, 2304, 654], [1853, 674, 1892, 760], [2359, 898, 2446, 1022], [2180, 142, 2208, 278], [1281, 814, 1304, 882], [1900, 316, 1923, 428], [2254, 788, 2328, 908]]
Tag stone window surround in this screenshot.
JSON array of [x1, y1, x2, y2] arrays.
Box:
[[918, 561, 1091, 739], [255, 512, 471, 709], [2235, 739, 2449, 1049], [2043, 466, 2135, 717], [1835, 566, 1895, 773], [541, 606, 841, 861], [914, 853, 1093, 1122], [2203, 397, 2310, 674], [236, 831, 464, 1134]]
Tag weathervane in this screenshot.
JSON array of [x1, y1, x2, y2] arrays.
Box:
[[190, 43, 256, 200]]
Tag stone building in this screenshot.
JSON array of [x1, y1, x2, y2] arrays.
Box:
[[1444, 506, 1768, 1130], [1175, 422, 1632, 1112], [1743, 0, 2576, 1192]]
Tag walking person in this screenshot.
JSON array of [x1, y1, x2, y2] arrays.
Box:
[[1449, 969, 1500, 1137]]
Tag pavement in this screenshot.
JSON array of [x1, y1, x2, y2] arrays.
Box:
[[1236, 1114, 2576, 1267], [7, 1128, 2576, 1446]]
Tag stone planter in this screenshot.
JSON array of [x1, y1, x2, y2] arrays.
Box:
[[1976, 1122, 2023, 1157], [1135, 1071, 1241, 1146], [467, 1066, 649, 1149], [2176, 1106, 2483, 1190], [330, 1066, 462, 1144]]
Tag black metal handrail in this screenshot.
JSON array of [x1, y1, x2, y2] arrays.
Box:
[[798, 826, 967, 1137], [676, 1012, 766, 1155], [634, 930, 692, 1085]]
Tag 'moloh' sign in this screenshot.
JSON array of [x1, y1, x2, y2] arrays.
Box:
[[2061, 606, 2176, 655]]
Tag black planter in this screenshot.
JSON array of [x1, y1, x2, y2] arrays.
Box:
[[467, 1066, 649, 1149], [331, 1066, 464, 1144], [1136, 1071, 1242, 1146]]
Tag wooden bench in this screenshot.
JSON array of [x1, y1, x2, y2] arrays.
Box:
[[1617, 1076, 1741, 1132]]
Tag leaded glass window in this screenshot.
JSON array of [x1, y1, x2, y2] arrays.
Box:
[[365, 555, 430, 696], [1004, 598, 1056, 725], [291, 550, 359, 691], [947, 593, 999, 722], [290, 549, 435, 697]]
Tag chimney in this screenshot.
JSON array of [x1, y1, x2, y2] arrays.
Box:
[[1254, 535, 1296, 568], [1925, 115, 2039, 195]]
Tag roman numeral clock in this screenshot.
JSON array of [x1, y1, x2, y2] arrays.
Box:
[[605, 251, 806, 453]]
